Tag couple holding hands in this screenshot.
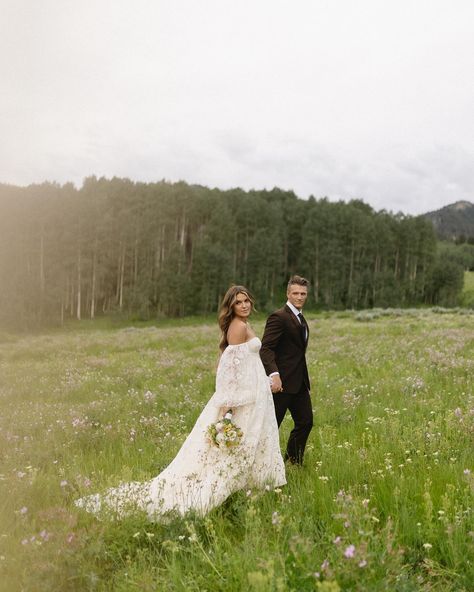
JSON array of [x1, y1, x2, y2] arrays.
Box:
[[76, 275, 313, 518]]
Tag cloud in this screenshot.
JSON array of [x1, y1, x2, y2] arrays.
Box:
[[1, 0, 473, 215]]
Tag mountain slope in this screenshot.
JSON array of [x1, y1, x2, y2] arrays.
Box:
[[423, 201, 474, 240]]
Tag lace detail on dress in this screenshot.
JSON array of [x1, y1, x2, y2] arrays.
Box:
[[211, 339, 260, 408]]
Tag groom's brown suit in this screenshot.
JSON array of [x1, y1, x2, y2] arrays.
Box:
[[260, 305, 313, 464]]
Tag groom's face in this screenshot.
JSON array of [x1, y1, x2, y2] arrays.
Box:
[[287, 284, 308, 310]]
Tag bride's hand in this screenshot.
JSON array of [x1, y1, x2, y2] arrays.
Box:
[[270, 374, 283, 393]]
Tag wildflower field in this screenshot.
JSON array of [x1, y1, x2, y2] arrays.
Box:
[[0, 309, 473, 591]]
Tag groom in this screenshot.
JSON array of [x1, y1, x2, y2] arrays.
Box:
[[260, 275, 313, 465]]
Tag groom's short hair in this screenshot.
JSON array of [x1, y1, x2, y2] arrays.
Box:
[[287, 275, 309, 290]]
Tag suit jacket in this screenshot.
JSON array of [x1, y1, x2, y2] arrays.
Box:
[[260, 305, 310, 394]]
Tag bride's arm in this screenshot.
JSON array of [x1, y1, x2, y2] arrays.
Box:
[[211, 345, 256, 408]]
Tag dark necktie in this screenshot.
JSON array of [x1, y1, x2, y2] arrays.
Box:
[[298, 312, 308, 341]]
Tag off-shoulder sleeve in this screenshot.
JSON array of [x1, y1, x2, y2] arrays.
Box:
[[211, 343, 257, 408]]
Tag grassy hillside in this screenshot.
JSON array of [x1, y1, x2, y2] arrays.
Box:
[[0, 311, 473, 591]]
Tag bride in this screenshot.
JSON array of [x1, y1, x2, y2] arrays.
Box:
[[75, 285, 286, 518]]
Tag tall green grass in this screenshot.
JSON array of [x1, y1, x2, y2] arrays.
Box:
[[0, 311, 473, 591]]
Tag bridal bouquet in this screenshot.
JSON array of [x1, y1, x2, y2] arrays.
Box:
[[207, 410, 243, 449]]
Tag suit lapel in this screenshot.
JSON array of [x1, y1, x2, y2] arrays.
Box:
[[284, 305, 306, 348]]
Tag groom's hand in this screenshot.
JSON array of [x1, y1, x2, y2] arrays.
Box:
[[270, 374, 283, 393]]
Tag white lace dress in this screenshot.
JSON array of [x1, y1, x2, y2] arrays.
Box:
[[75, 337, 286, 518]]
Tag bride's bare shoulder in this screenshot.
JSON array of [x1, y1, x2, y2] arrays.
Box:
[[227, 319, 248, 345]]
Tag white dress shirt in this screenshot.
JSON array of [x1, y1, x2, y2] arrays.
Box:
[[286, 300, 302, 319]]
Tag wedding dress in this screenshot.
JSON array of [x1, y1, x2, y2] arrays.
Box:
[[75, 337, 286, 518]]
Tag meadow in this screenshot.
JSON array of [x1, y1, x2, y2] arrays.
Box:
[[0, 309, 473, 591]]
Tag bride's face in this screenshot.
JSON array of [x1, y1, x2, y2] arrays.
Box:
[[233, 293, 252, 320]]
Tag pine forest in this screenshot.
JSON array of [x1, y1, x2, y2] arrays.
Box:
[[0, 177, 466, 329]]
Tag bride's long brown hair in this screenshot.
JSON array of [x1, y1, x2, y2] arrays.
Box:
[[218, 285, 255, 352]]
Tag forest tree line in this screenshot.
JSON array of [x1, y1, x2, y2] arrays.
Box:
[[0, 177, 470, 330]]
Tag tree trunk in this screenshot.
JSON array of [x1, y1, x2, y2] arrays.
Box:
[[39, 231, 45, 297], [348, 237, 355, 303], [313, 237, 320, 303], [119, 244, 125, 311], [180, 211, 186, 247], [76, 246, 81, 321], [90, 239, 97, 319], [65, 275, 70, 314], [133, 236, 139, 286]]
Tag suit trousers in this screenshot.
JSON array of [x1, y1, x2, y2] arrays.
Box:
[[272, 388, 313, 465]]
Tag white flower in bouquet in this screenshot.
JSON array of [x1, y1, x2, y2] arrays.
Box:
[[207, 410, 243, 450]]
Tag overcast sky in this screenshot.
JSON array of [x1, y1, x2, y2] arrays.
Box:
[[1, 0, 473, 215]]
